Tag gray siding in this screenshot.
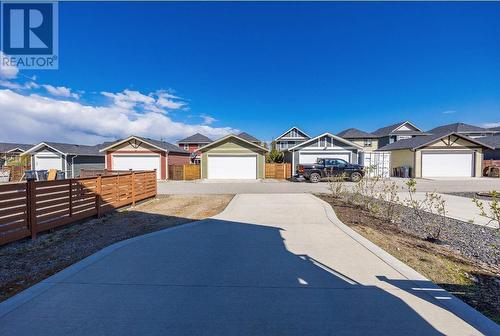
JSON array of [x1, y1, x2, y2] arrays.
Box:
[[485, 149, 500, 160], [67, 155, 105, 178]]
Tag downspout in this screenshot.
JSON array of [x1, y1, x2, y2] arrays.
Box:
[[71, 155, 78, 179]]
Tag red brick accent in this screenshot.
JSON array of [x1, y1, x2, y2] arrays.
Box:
[[168, 153, 191, 165]]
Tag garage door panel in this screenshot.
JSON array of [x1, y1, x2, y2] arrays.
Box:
[[35, 156, 62, 171], [422, 153, 473, 177], [299, 152, 350, 164], [208, 156, 257, 179], [112, 155, 161, 179]]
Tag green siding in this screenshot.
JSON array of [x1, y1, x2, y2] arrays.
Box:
[[200, 138, 266, 178]]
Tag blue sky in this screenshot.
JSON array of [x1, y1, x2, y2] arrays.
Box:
[[1, 1, 500, 144]]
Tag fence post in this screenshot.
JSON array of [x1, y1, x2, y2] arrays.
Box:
[[68, 179, 73, 218], [154, 171, 158, 196], [131, 172, 136, 206], [95, 174, 102, 218], [26, 178, 37, 240]]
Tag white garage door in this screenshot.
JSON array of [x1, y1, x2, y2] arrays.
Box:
[[207, 155, 257, 179], [421, 152, 473, 177], [35, 155, 63, 171], [112, 155, 161, 179], [299, 152, 351, 164]]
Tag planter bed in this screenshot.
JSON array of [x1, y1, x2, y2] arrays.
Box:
[[317, 193, 499, 324]]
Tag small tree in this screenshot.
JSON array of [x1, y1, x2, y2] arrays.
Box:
[[328, 173, 347, 201], [266, 149, 284, 163], [377, 180, 402, 224], [472, 191, 500, 232]]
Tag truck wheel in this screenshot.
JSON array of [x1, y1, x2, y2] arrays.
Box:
[[350, 172, 362, 182], [309, 173, 321, 183]]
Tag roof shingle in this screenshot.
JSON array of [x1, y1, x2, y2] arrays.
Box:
[[377, 132, 493, 151], [336, 128, 376, 139], [427, 123, 491, 134], [177, 133, 213, 144], [237, 132, 261, 143], [0, 142, 33, 153], [480, 135, 500, 150]]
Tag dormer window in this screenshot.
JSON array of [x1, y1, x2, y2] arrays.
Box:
[[363, 139, 372, 147]]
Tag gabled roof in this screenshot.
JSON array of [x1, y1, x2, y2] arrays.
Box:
[[275, 127, 311, 141], [0, 142, 33, 153], [237, 132, 261, 143], [288, 132, 363, 151], [24, 142, 105, 156], [198, 134, 269, 152], [99, 135, 189, 154], [480, 135, 500, 150], [376, 132, 494, 151], [427, 123, 493, 135], [336, 128, 377, 139], [372, 121, 424, 137], [177, 133, 213, 144]]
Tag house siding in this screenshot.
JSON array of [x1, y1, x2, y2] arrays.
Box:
[[168, 153, 191, 165], [200, 138, 266, 179], [69, 155, 105, 178], [389, 149, 415, 177], [350, 139, 379, 152]]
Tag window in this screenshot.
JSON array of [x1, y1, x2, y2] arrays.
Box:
[[183, 144, 189, 150], [363, 139, 372, 147]]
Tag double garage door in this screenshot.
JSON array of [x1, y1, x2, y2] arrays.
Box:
[[112, 155, 161, 179], [207, 155, 257, 179], [421, 152, 473, 177]]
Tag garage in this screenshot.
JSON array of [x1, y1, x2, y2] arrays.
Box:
[[377, 132, 493, 178], [112, 154, 161, 179], [199, 134, 268, 180], [207, 155, 257, 179], [299, 152, 351, 164], [100, 136, 190, 180], [34, 154, 63, 171], [422, 152, 473, 177]]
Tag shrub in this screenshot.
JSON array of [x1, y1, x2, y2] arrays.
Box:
[[472, 191, 500, 233]]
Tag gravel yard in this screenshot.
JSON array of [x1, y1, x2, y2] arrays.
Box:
[[0, 195, 233, 302], [317, 194, 500, 323]]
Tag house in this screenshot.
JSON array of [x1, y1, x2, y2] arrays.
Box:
[[481, 135, 500, 160], [22, 142, 105, 178], [237, 132, 262, 145], [177, 133, 213, 164], [336, 128, 378, 151], [377, 132, 493, 178], [198, 134, 269, 179], [336, 128, 390, 177], [372, 121, 429, 147], [487, 126, 500, 134], [100, 135, 190, 180], [285, 132, 364, 175], [0, 142, 33, 167], [427, 123, 497, 138], [274, 127, 310, 151]]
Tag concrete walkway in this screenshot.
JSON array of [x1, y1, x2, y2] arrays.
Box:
[[0, 194, 497, 335]]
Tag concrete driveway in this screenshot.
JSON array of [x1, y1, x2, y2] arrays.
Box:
[[0, 194, 496, 335], [158, 177, 500, 194]]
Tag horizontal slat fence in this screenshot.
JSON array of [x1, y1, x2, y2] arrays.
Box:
[[0, 171, 156, 246], [168, 164, 200, 180], [79, 169, 136, 178], [265, 163, 292, 179]]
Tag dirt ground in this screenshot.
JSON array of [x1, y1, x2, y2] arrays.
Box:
[[317, 195, 500, 324], [0, 194, 233, 302]]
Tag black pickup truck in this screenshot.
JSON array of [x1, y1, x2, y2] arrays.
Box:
[[297, 158, 364, 183]]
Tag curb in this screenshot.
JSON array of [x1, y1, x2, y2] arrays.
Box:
[[311, 194, 499, 336]]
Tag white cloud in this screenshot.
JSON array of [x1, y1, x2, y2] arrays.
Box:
[[482, 122, 500, 128], [201, 115, 217, 125], [442, 110, 456, 114], [0, 52, 19, 79], [43, 84, 80, 99], [0, 89, 237, 145]]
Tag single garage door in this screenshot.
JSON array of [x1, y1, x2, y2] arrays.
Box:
[[112, 155, 161, 179], [35, 155, 63, 171], [207, 155, 257, 179], [421, 152, 473, 177], [299, 152, 351, 164]]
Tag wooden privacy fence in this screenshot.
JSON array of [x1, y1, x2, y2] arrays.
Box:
[[265, 163, 292, 179], [0, 171, 157, 246], [168, 164, 200, 180], [80, 169, 137, 178]]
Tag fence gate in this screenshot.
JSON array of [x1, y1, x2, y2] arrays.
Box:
[[362, 152, 390, 178]]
